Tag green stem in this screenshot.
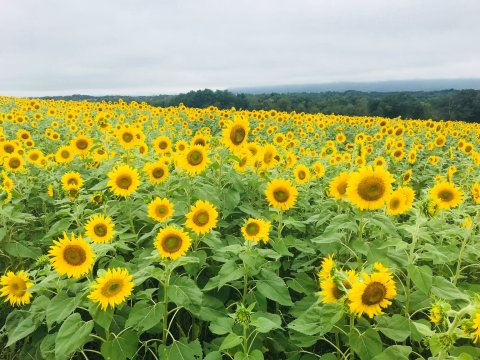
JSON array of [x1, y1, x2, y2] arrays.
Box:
[[357, 211, 364, 268], [242, 324, 248, 355], [438, 306, 474, 360], [242, 241, 250, 304], [349, 314, 355, 360], [162, 265, 171, 345], [453, 231, 470, 286], [404, 210, 421, 316]]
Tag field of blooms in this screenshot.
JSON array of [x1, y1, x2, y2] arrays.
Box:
[[1, 96, 480, 360]]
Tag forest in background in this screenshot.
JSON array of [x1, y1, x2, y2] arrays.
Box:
[[41, 89, 480, 122]]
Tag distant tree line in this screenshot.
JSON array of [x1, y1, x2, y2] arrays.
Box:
[[43, 89, 480, 122]]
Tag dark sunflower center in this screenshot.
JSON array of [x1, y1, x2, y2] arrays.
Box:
[[337, 181, 348, 195], [438, 189, 454, 202], [10, 280, 26, 296], [159, 141, 168, 150], [93, 224, 108, 237], [263, 151, 273, 164], [4, 145, 14, 153], [298, 170, 306, 180], [116, 175, 132, 189], [101, 280, 122, 297], [187, 150, 203, 166], [194, 139, 205, 146], [162, 235, 182, 253], [9, 158, 20, 168], [76, 140, 88, 150], [273, 188, 289, 203], [245, 222, 260, 236], [390, 198, 401, 210], [152, 167, 165, 179], [63, 245, 87, 266], [68, 178, 78, 186], [30, 153, 39, 160], [193, 211, 209, 226], [230, 126, 246, 145], [61, 150, 70, 158], [122, 132, 133, 142], [332, 285, 344, 300], [361, 282, 386, 305], [156, 205, 168, 216], [357, 177, 386, 201]]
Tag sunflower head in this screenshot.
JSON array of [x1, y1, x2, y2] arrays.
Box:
[[155, 226, 192, 260], [143, 161, 169, 184], [88, 268, 134, 310], [178, 145, 210, 175], [222, 118, 249, 150], [107, 164, 140, 197], [185, 200, 219, 235], [346, 166, 394, 210], [294, 164, 311, 185], [148, 197, 174, 222], [85, 214, 115, 244], [0, 271, 33, 306], [61, 171, 84, 191], [430, 181, 464, 210], [241, 218, 271, 243], [329, 172, 350, 200], [265, 178, 298, 211]]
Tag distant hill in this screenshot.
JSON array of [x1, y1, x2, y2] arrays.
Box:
[[230, 79, 480, 94]]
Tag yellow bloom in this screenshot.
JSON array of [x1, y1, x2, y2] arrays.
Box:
[[185, 200, 219, 235], [346, 166, 394, 210], [88, 268, 134, 310], [155, 226, 192, 260], [55, 145, 75, 163], [265, 178, 298, 211], [293, 164, 311, 185], [0, 271, 33, 306], [177, 145, 210, 175], [329, 172, 349, 200], [241, 218, 271, 243], [147, 197, 174, 222], [143, 161, 169, 184], [318, 254, 335, 280], [107, 164, 140, 197], [61, 171, 84, 190], [430, 181, 464, 210], [4, 154, 25, 172], [85, 214, 115, 244], [222, 117, 249, 151]]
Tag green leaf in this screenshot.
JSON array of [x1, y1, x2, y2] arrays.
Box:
[[209, 317, 235, 335], [288, 302, 344, 336], [101, 329, 138, 360], [168, 275, 203, 311], [256, 269, 293, 306], [287, 273, 317, 295], [220, 333, 243, 351], [410, 265, 432, 295], [5, 311, 39, 347], [372, 345, 412, 360], [88, 302, 114, 330], [125, 301, 164, 333], [217, 260, 245, 289], [158, 337, 203, 360], [251, 312, 281, 333], [234, 349, 264, 360], [204, 351, 223, 360], [375, 315, 410, 342], [4, 242, 42, 259], [431, 276, 469, 301], [350, 329, 383, 360], [55, 313, 94, 359], [46, 293, 77, 330], [0, 227, 6, 241]]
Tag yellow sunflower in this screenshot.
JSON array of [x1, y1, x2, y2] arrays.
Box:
[[0, 271, 33, 306], [329, 172, 350, 200], [71, 135, 92, 155], [317, 254, 335, 280], [85, 214, 115, 243], [471, 183, 480, 204], [177, 145, 210, 175], [222, 117, 249, 151], [48, 233, 95, 279], [346, 166, 394, 210], [88, 268, 134, 310], [143, 161, 169, 184], [107, 164, 140, 197], [348, 268, 397, 318], [155, 226, 192, 260], [4, 154, 25, 172], [153, 136, 172, 155], [471, 312, 480, 343], [264, 178, 298, 211], [386, 187, 415, 216], [147, 197, 174, 222], [61, 171, 84, 190], [313, 162, 325, 178], [293, 164, 311, 185], [55, 145, 75, 163], [185, 200, 219, 235], [241, 218, 271, 243], [430, 181, 464, 210], [116, 126, 138, 150], [320, 270, 358, 304]]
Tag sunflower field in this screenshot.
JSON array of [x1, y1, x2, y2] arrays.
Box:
[[1, 96, 480, 360]]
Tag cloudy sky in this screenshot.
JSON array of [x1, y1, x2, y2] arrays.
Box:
[[1, 0, 479, 96]]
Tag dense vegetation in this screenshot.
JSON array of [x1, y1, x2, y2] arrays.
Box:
[[43, 89, 480, 122]]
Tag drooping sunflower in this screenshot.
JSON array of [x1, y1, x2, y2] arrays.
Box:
[[264, 178, 298, 211], [241, 218, 271, 243], [177, 145, 210, 175], [147, 197, 174, 222], [222, 117, 249, 151], [348, 267, 397, 318], [402, 169, 412, 185], [143, 161, 169, 184], [313, 162, 325, 178], [88, 268, 134, 310], [61, 171, 84, 190], [49, 233, 95, 279], [4, 154, 25, 172], [107, 164, 140, 197], [85, 214, 115, 243], [55, 145, 75, 163], [293, 164, 311, 185], [320, 270, 358, 304], [155, 226, 192, 260], [329, 172, 350, 200], [0, 271, 33, 306], [430, 181, 464, 210], [185, 200, 219, 235], [346, 166, 394, 210]]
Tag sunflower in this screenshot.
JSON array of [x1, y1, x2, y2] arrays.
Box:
[[0, 271, 33, 306], [4, 154, 25, 172], [313, 162, 325, 178], [47, 184, 54, 197], [143, 161, 169, 184], [471, 312, 480, 343], [386, 187, 414, 216], [185, 200, 219, 234], [116, 126, 138, 150], [293, 164, 311, 185], [48, 233, 95, 279], [88, 268, 134, 310], [107, 164, 140, 197], [348, 268, 397, 318], [260, 144, 279, 169], [320, 270, 358, 304], [222, 117, 249, 151], [155, 226, 192, 260], [329, 172, 350, 200], [471, 183, 480, 204], [55, 145, 75, 163], [147, 197, 174, 222], [61, 171, 84, 190], [241, 218, 271, 243], [265, 178, 298, 211], [85, 214, 115, 243], [71, 135, 92, 155], [346, 166, 394, 210], [177, 145, 210, 175], [430, 181, 464, 210], [402, 169, 412, 185], [318, 254, 335, 280], [153, 136, 172, 154], [90, 192, 104, 205]]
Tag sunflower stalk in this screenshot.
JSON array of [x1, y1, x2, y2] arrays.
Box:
[[404, 209, 422, 316], [162, 263, 172, 346]]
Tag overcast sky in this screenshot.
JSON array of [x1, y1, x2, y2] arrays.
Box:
[[1, 0, 479, 96]]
